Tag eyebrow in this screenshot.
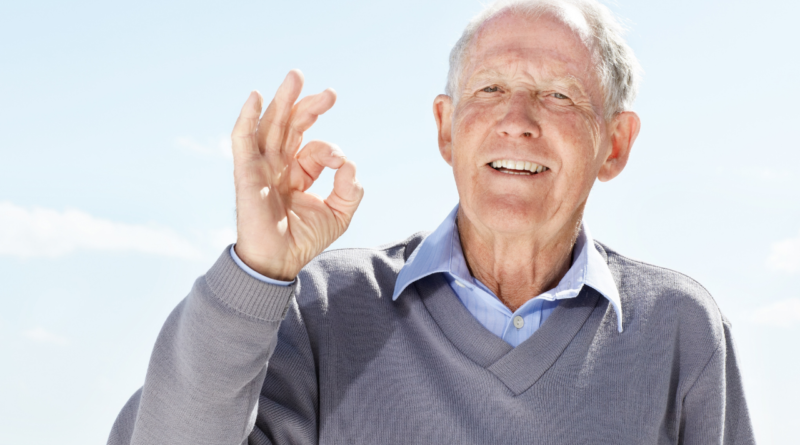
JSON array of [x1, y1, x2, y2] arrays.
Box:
[[466, 69, 589, 96], [545, 75, 588, 95]]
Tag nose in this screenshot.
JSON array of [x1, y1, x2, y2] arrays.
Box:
[[496, 92, 541, 139]]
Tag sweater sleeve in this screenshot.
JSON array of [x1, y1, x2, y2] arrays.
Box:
[[107, 247, 298, 445], [247, 295, 322, 444], [679, 320, 756, 445]]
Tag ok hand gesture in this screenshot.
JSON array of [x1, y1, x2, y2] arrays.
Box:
[[231, 70, 364, 281]]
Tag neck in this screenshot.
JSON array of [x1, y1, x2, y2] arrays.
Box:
[[457, 206, 583, 312]]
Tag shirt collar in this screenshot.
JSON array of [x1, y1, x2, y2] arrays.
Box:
[[570, 224, 624, 332], [392, 205, 623, 332], [393, 205, 461, 299]]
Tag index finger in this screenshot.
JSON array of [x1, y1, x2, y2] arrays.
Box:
[[230, 90, 263, 158]]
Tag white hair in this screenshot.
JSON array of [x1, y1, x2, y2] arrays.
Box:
[[446, 0, 641, 119]]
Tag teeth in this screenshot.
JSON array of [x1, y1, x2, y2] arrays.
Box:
[[490, 159, 548, 174]]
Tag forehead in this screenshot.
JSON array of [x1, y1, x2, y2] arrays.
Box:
[[465, 11, 597, 86]]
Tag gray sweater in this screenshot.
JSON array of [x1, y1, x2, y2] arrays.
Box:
[[108, 233, 755, 444]]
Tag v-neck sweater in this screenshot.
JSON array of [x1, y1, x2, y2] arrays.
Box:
[[392, 205, 623, 346], [109, 232, 755, 445]]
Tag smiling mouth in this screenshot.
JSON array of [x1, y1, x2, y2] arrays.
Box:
[[489, 159, 550, 175]]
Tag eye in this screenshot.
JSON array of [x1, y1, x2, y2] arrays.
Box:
[[482, 86, 500, 93], [552, 92, 570, 100]]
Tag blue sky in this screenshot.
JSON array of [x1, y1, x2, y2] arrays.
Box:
[[1, 0, 798, 443]]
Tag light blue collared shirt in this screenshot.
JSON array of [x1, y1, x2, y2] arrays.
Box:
[[392, 205, 623, 347], [230, 245, 296, 287], [232, 204, 623, 347]]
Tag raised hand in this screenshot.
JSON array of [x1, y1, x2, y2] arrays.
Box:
[[231, 70, 364, 281]]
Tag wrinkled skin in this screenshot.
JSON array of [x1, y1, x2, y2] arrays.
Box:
[[433, 11, 640, 310], [231, 71, 364, 281], [231, 10, 639, 311]]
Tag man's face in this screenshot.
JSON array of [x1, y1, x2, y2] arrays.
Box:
[[440, 12, 616, 238]]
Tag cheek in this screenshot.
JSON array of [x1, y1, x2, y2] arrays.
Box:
[[540, 111, 605, 200], [544, 110, 602, 164], [449, 118, 480, 171], [450, 106, 496, 193], [453, 102, 499, 144]]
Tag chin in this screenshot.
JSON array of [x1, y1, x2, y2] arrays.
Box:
[[465, 193, 551, 235]]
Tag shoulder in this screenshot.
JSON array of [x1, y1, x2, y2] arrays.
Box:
[[295, 231, 429, 304], [596, 241, 726, 349]]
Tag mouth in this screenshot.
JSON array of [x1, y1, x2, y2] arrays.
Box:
[[489, 159, 550, 176]]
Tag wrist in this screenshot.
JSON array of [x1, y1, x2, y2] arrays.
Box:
[[233, 244, 298, 281]]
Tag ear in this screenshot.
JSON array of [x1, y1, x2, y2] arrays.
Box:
[[433, 94, 454, 166], [598, 111, 641, 182]]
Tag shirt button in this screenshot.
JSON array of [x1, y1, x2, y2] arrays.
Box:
[[513, 316, 524, 329]]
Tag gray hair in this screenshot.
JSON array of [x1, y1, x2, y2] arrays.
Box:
[[446, 0, 641, 119]]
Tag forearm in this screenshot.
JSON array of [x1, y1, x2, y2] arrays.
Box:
[[679, 321, 755, 445], [109, 247, 295, 445], [111, 68, 360, 444]]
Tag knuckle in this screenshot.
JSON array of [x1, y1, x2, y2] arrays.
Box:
[[288, 117, 307, 133], [269, 116, 290, 130], [233, 116, 258, 134]]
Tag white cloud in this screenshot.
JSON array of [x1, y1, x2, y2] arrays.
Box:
[[0, 202, 204, 259], [766, 232, 800, 273], [751, 299, 800, 328], [176, 135, 232, 158], [23, 327, 68, 345]]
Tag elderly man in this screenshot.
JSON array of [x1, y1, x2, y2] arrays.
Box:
[[109, 0, 755, 443]]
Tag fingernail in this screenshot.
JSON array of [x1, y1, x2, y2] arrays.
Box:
[[330, 145, 344, 157], [287, 69, 304, 82], [248, 90, 262, 107]]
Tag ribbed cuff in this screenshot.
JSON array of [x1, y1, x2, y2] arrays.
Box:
[[204, 244, 296, 321], [229, 244, 295, 286]]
